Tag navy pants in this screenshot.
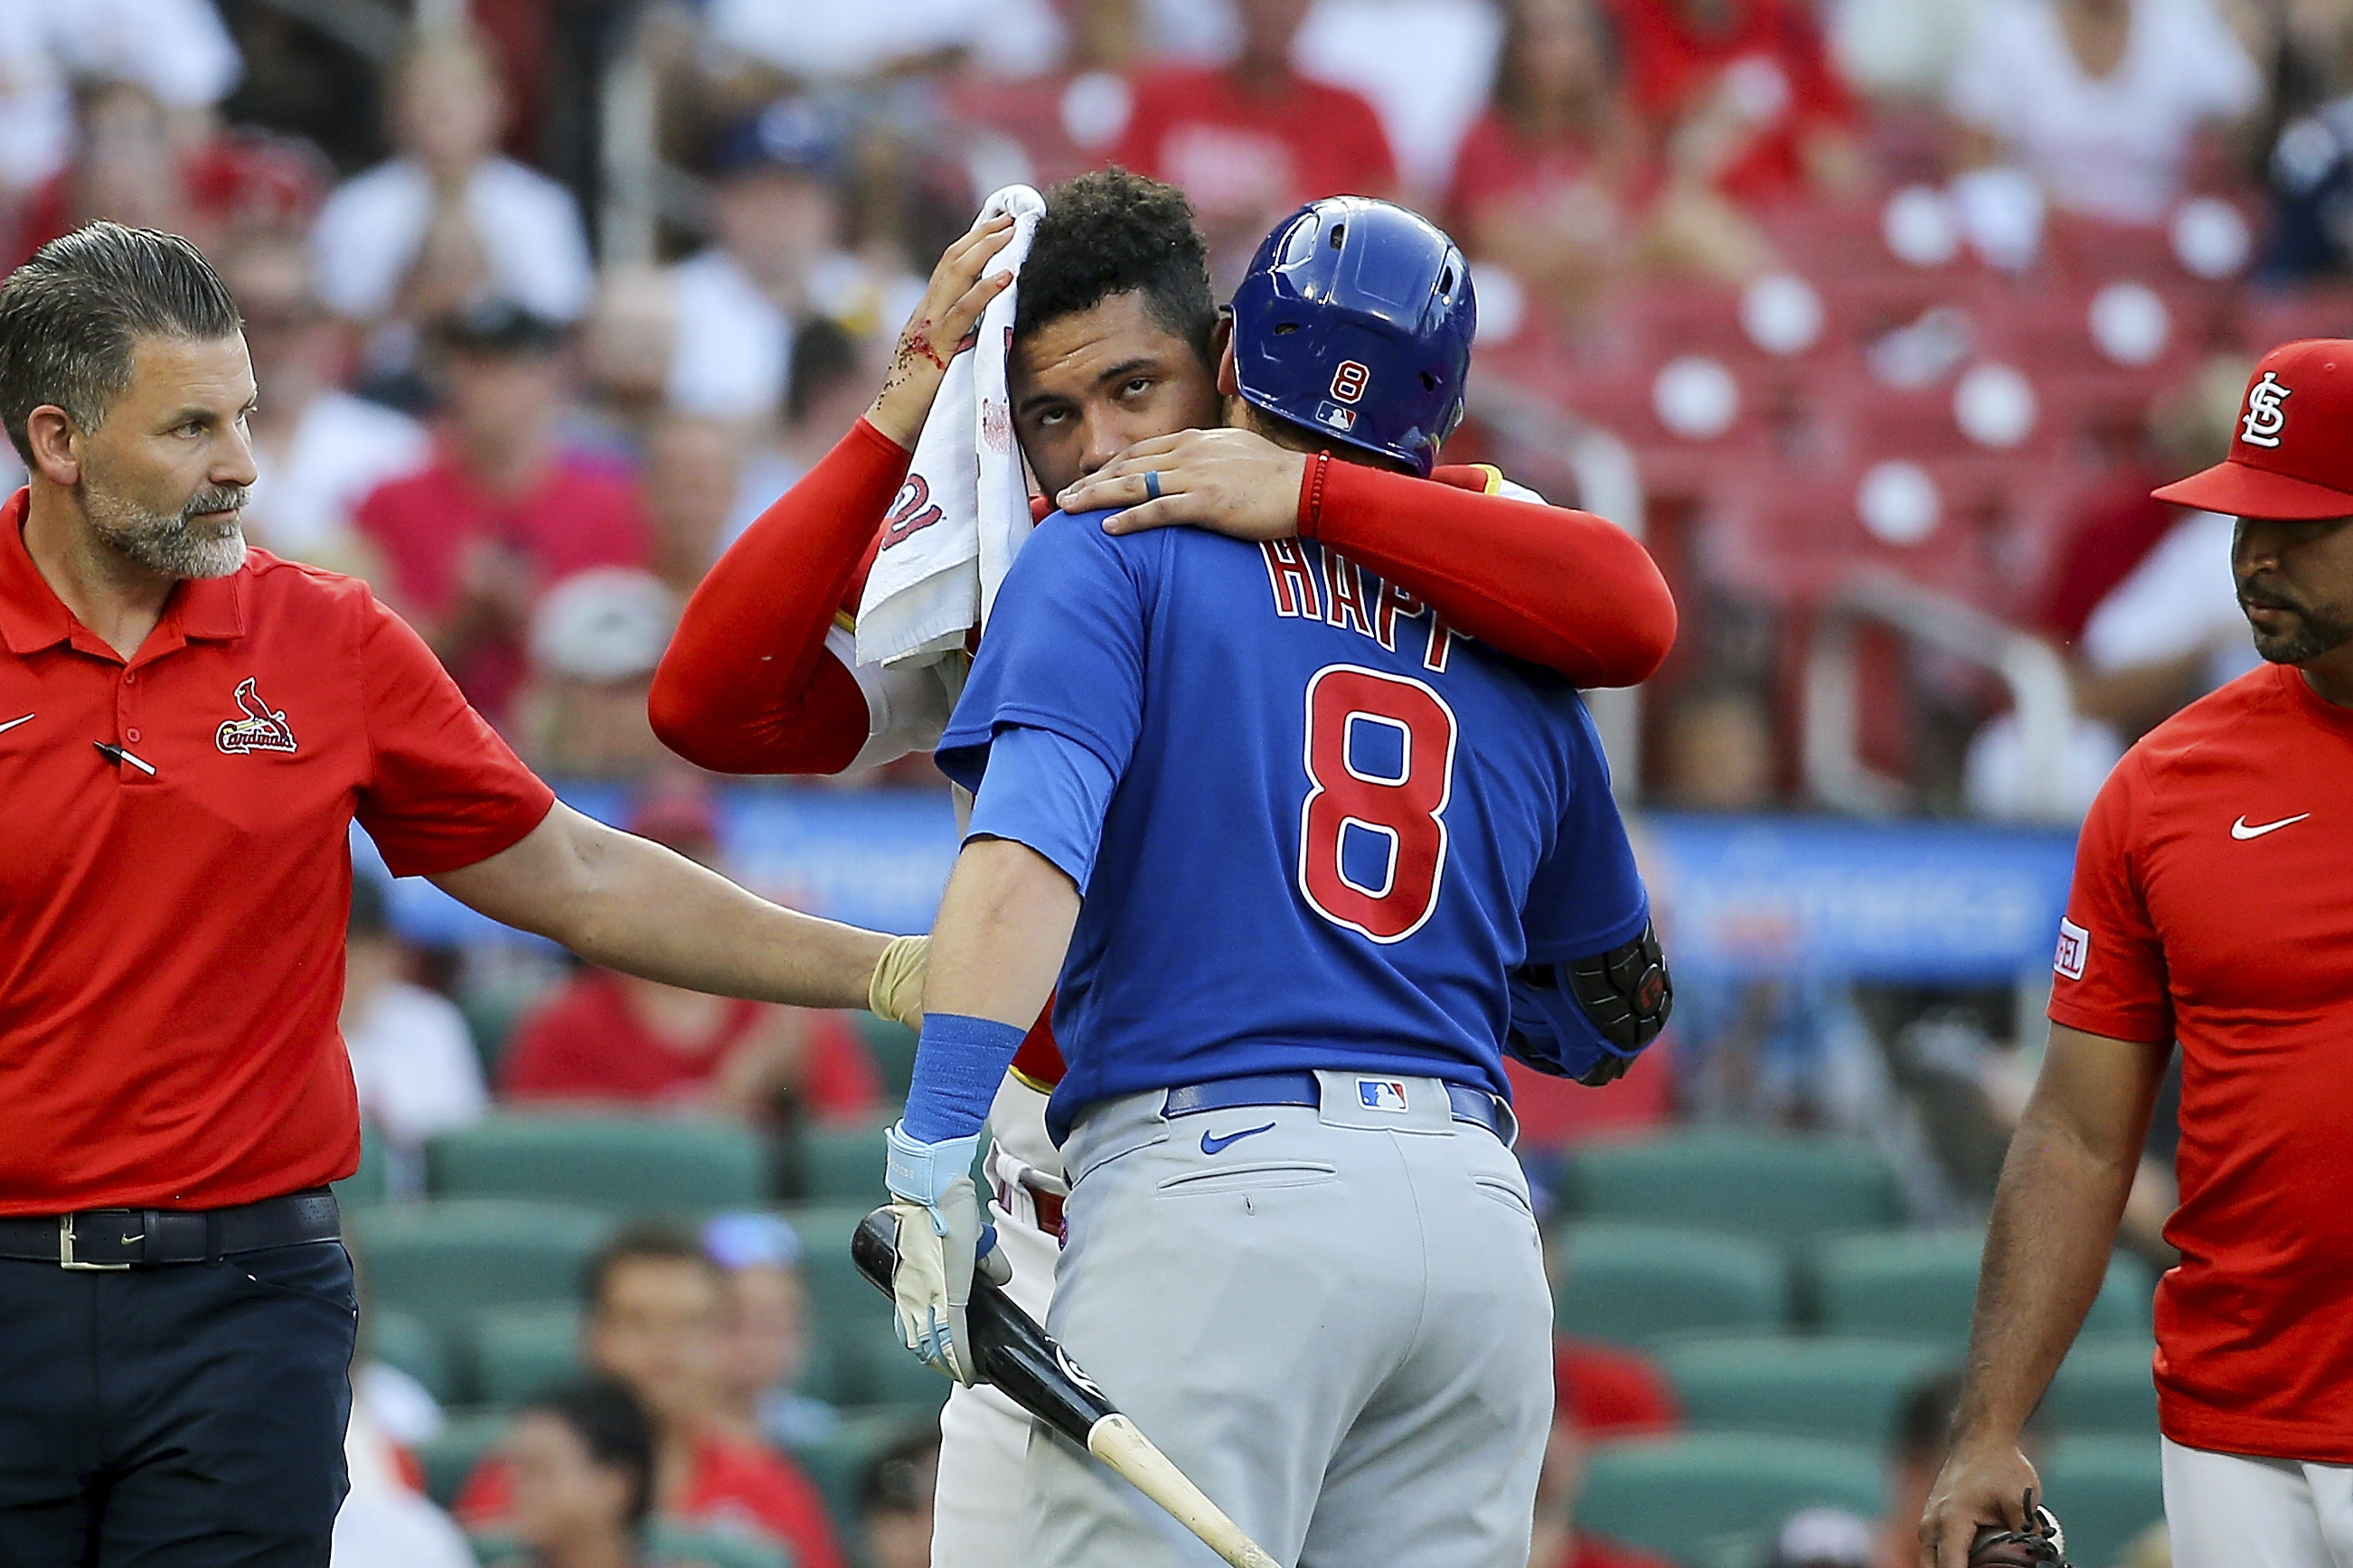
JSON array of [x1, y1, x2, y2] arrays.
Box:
[[0, 1242, 358, 1566]]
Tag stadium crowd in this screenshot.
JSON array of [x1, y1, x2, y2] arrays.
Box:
[[7, 0, 2320, 1563]]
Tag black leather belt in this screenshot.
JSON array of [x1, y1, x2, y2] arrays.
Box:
[[0, 1189, 342, 1270]]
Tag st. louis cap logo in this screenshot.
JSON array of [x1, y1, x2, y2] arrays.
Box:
[[2242, 371, 2291, 448]]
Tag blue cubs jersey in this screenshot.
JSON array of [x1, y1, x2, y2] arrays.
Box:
[[935, 508, 1649, 1141]]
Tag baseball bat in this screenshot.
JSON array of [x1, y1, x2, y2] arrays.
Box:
[[852, 1207, 1283, 1568]]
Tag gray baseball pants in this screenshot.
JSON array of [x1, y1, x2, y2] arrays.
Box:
[[1016, 1071, 1555, 1568]]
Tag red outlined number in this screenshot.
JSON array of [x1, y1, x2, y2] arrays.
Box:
[[1330, 360, 1370, 405], [882, 474, 945, 548], [1297, 664, 1458, 943]]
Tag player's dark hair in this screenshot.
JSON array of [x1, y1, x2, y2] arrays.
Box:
[[522, 1378, 658, 1530], [0, 221, 242, 463], [1015, 168, 1217, 367], [580, 1218, 725, 1310]]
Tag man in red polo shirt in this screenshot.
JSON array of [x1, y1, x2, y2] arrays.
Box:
[[1919, 341, 2353, 1568], [0, 222, 922, 1566], [1109, 0, 1394, 283], [354, 298, 648, 728]]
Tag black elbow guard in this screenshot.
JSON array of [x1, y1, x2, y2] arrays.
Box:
[[1564, 918, 1672, 1084]]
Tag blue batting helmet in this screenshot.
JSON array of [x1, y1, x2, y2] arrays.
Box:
[[1228, 197, 1476, 477]]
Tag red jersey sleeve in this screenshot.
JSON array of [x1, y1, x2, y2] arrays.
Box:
[[648, 419, 910, 775], [2047, 753, 2174, 1044], [1301, 457, 1678, 688], [353, 587, 555, 878]]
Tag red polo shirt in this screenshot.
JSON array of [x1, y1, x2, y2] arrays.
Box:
[[0, 491, 555, 1215], [2051, 662, 2353, 1461]]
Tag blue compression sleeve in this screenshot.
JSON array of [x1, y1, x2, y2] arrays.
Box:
[[964, 723, 1118, 888], [903, 1011, 1029, 1143]]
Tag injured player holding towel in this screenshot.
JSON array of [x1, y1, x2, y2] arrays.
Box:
[[649, 168, 1678, 1568]]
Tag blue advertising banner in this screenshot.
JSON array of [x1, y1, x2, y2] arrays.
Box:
[[1641, 812, 2078, 982], [366, 790, 2080, 983]]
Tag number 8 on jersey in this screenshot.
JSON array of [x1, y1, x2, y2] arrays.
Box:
[[1297, 663, 1460, 944]]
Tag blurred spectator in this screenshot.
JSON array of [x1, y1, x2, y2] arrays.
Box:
[[476, 1380, 659, 1568], [1661, 681, 1778, 812], [724, 318, 875, 558], [578, 265, 679, 462], [1109, 0, 1398, 285], [7, 76, 323, 268], [1655, 683, 1893, 1131], [1556, 1334, 1680, 1441], [1946, 0, 2260, 224], [2262, 13, 2353, 278], [514, 567, 682, 778], [353, 300, 650, 727], [1768, 1507, 1877, 1568], [1293, 0, 1508, 199], [221, 233, 427, 572], [645, 414, 751, 595], [497, 785, 883, 1121], [462, 1225, 848, 1568], [1445, 0, 1642, 320], [1965, 357, 2261, 819], [946, 0, 1145, 189], [0, 0, 241, 198], [1873, 1369, 2046, 1568], [1606, 0, 1864, 206], [667, 99, 888, 422], [1526, 1401, 1680, 1568], [701, 0, 1061, 82], [704, 1213, 838, 1451], [859, 1426, 941, 1568], [334, 1398, 475, 1568], [342, 874, 486, 1194], [311, 27, 593, 374], [1830, 0, 1987, 103]]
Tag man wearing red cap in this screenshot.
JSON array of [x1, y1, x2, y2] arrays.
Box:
[[1918, 340, 2353, 1568]]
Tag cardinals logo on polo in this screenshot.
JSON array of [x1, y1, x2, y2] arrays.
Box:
[[2242, 371, 2291, 448], [215, 677, 297, 756]]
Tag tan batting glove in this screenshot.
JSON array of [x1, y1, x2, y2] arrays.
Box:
[[869, 934, 929, 1030]]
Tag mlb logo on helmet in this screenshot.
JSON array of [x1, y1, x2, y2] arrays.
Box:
[[1316, 402, 1359, 432], [2154, 340, 2353, 521], [1358, 1079, 1410, 1113]]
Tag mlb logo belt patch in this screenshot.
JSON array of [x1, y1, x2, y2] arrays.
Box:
[[1357, 1078, 1410, 1113]]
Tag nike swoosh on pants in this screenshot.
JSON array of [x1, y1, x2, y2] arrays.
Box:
[[1200, 1122, 1278, 1156]]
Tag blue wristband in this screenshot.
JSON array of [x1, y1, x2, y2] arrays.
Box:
[[903, 1011, 1030, 1143]]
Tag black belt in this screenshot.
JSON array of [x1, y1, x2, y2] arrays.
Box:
[[0, 1189, 341, 1270], [1160, 1071, 1511, 1140]]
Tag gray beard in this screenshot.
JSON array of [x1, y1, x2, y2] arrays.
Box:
[[83, 483, 249, 579]]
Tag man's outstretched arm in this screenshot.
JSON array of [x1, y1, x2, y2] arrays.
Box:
[[1058, 427, 1679, 687], [1919, 1023, 2169, 1568], [429, 801, 920, 1021]]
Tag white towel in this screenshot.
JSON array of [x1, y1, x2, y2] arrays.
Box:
[[856, 183, 1048, 669]]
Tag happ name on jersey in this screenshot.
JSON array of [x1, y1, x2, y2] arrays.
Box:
[[1259, 539, 1463, 674]]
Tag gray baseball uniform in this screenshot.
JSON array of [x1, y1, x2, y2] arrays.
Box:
[[1017, 1075, 1554, 1568]]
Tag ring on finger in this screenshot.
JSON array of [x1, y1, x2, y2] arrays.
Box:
[[1143, 470, 1163, 502]]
